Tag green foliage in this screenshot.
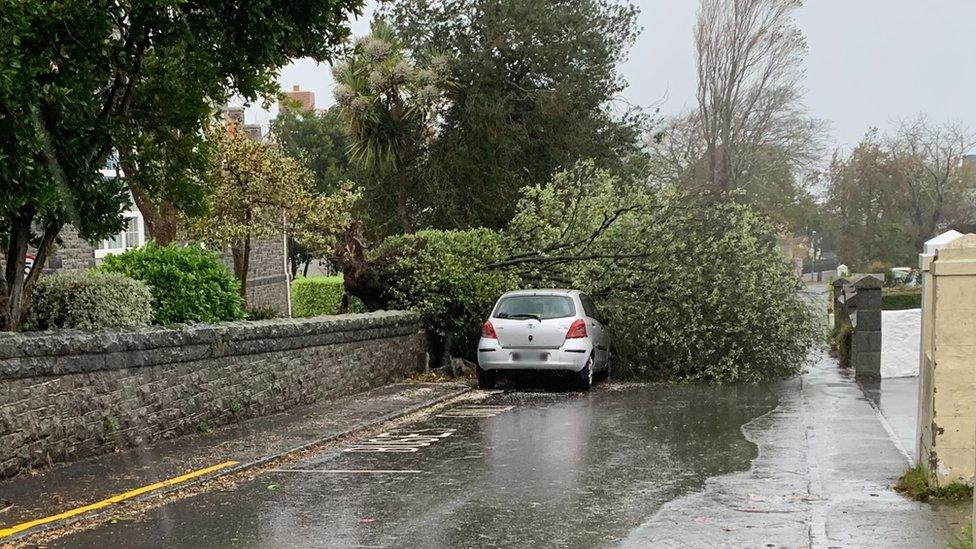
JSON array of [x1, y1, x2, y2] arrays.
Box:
[[271, 107, 351, 196], [381, 0, 645, 231], [1, 0, 365, 327], [505, 163, 818, 382], [861, 259, 893, 276], [371, 229, 519, 358], [830, 323, 853, 369], [895, 465, 974, 502], [27, 271, 152, 331], [291, 275, 364, 317], [882, 289, 922, 310], [245, 306, 280, 321], [99, 242, 244, 325], [947, 525, 973, 549]]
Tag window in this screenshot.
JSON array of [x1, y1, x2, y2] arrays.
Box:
[[579, 294, 603, 323], [493, 295, 576, 320], [95, 215, 142, 258]]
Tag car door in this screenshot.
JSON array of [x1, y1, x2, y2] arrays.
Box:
[[578, 294, 608, 367]]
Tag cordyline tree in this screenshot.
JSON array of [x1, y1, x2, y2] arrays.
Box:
[[188, 127, 359, 304], [332, 20, 452, 235], [0, 0, 363, 330]]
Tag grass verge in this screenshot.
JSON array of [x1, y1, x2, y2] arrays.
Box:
[[947, 525, 973, 549]]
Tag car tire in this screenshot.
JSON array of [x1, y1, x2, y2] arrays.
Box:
[[477, 367, 497, 390], [576, 358, 594, 391]]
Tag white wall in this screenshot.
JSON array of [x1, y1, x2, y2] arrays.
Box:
[[881, 309, 921, 378]]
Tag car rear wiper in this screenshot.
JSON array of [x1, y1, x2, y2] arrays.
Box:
[[507, 313, 542, 321]]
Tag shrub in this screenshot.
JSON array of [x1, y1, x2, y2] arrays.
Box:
[[881, 289, 921, 310], [245, 306, 279, 320], [99, 242, 244, 325], [861, 259, 892, 277], [371, 229, 519, 360], [291, 275, 365, 317], [27, 271, 152, 330], [831, 322, 853, 369]]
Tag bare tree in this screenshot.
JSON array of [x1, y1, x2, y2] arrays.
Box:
[[694, 0, 822, 195], [889, 117, 976, 253]]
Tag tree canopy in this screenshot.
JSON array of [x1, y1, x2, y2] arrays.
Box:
[[379, 0, 646, 231]]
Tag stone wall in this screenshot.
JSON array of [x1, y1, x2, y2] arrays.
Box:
[[0, 312, 425, 478]]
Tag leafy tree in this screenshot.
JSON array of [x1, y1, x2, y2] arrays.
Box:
[[380, 0, 645, 231], [824, 120, 976, 267], [188, 128, 359, 304], [693, 0, 824, 195], [271, 105, 353, 276], [0, 0, 365, 330], [332, 21, 452, 234]]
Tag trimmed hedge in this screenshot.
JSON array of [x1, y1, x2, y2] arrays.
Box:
[[28, 271, 152, 330], [882, 289, 921, 310], [291, 275, 363, 317], [99, 242, 244, 325]]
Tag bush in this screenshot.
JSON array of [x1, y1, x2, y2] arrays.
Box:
[[245, 306, 280, 320], [860, 259, 892, 277], [506, 165, 819, 382], [831, 322, 853, 369], [371, 229, 519, 360], [291, 275, 364, 317], [27, 271, 152, 330], [882, 289, 921, 310], [99, 242, 244, 325]]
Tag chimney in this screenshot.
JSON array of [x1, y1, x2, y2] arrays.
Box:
[[279, 85, 315, 112]]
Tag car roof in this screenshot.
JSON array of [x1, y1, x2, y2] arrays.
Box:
[[498, 289, 581, 298]]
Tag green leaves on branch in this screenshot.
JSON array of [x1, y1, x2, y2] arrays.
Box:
[[99, 243, 244, 325]]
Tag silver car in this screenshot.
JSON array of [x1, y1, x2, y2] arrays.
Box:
[[476, 289, 611, 390]]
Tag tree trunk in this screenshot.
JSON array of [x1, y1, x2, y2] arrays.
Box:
[[302, 261, 311, 278], [128, 180, 179, 245], [3, 209, 32, 331], [395, 168, 413, 234], [119, 147, 179, 245], [17, 221, 62, 326], [231, 236, 251, 306]]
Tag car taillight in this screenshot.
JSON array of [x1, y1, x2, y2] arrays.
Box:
[[566, 319, 587, 339], [481, 320, 497, 339]]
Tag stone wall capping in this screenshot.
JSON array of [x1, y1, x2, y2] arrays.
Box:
[[0, 311, 421, 379]]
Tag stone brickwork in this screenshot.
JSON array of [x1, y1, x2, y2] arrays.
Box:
[[220, 236, 290, 315], [0, 312, 425, 478]]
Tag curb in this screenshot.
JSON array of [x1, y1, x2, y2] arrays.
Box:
[[7, 384, 472, 544]]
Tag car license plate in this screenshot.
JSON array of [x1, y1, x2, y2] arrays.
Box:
[[511, 352, 548, 361]]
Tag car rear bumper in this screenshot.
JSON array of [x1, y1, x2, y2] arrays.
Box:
[[476, 339, 592, 372]]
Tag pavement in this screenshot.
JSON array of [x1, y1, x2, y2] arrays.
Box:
[[0, 382, 469, 543]]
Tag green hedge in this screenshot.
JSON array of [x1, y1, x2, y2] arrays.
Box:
[[28, 271, 152, 330], [291, 275, 363, 317], [99, 242, 244, 325], [882, 289, 922, 310]]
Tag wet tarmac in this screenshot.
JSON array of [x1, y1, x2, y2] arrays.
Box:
[[50, 383, 782, 548]]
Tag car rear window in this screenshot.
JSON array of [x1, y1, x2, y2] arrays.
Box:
[[493, 295, 576, 320]]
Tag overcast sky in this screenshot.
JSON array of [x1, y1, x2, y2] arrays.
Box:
[[244, 0, 976, 154]]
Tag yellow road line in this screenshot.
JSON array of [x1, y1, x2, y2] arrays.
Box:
[[0, 460, 239, 539]]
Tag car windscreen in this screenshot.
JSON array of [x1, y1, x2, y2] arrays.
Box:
[[493, 295, 576, 320]]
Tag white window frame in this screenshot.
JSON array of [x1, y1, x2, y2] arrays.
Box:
[[94, 211, 144, 259]]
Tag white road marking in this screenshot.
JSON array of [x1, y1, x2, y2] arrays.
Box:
[[436, 405, 514, 418], [269, 469, 424, 474], [342, 429, 455, 453]]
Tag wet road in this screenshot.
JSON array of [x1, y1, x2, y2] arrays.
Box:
[[52, 384, 781, 548]]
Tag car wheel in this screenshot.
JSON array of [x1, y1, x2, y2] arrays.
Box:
[[477, 367, 497, 390], [576, 357, 594, 391]]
